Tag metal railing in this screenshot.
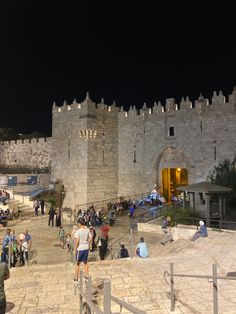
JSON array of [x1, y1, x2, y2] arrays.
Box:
[[174, 217, 236, 231], [77, 271, 145, 314], [73, 191, 149, 223], [109, 228, 135, 259], [164, 263, 236, 314], [135, 206, 161, 224], [146, 212, 236, 232]]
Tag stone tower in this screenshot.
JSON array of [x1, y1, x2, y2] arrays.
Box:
[[51, 93, 119, 208]]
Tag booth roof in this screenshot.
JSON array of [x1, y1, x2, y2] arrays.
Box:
[[176, 181, 232, 193]]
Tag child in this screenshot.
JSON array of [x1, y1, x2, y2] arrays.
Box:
[[66, 233, 72, 253], [58, 226, 65, 249]]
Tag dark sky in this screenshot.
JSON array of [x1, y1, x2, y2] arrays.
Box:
[[0, 1, 236, 136]]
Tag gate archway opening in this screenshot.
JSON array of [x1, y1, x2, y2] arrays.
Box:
[[162, 168, 188, 202]]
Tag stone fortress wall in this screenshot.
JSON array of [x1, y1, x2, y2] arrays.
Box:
[[0, 137, 52, 169], [0, 87, 236, 209], [117, 88, 236, 197]]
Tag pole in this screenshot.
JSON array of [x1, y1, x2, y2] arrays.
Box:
[[103, 279, 111, 314], [79, 271, 83, 314], [8, 244, 11, 269], [170, 263, 175, 311], [213, 264, 218, 314], [130, 228, 133, 258]]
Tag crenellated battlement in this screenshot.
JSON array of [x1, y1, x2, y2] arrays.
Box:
[[0, 137, 52, 146], [118, 87, 236, 120], [52, 92, 120, 116]]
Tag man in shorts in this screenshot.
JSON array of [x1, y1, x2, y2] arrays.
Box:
[[73, 218, 91, 284]]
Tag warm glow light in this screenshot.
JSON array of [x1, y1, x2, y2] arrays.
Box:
[[78, 103, 81, 109], [68, 105, 71, 110], [79, 129, 98, 139], [177, 168, 181, 172], [58, 107, 61, 112]]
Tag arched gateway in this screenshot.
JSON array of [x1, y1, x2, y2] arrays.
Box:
[[155, 146, 193, 202]]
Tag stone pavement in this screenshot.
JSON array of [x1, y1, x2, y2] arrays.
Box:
[[2, 203, 236, 313]]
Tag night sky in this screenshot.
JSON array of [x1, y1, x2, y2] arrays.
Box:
[[0, 1, 236, 136]]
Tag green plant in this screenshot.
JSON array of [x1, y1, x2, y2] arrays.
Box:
[[160, 205, 200, 226]]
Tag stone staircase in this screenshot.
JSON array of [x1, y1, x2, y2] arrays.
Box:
[[3, 203, 236, 314], [4, 224, 236, 313]]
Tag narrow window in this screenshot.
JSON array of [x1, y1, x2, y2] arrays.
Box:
[[169, 126, 175, 136], [214, 146, 216, 161], [200, 121, 202, 133], [133, 145, 136, 163]]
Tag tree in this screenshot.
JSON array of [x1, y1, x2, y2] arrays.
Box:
[[208, 157, 236, 213], [0, 128, 18, 140]]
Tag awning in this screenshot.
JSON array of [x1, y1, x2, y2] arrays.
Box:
[[176, 181, 232, 193]]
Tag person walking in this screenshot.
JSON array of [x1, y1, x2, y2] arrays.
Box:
[[18, 230, 32, 266], [1, 229, 12, 264], [89, 226, 96, 252], [40, 199, 45, 215], [55, 207, 62, 227], [73, 218, 91, 284], [0, 262, 10, 314], [160, 216, 174, 245], [48, 205, 56, 227], [33, 199, 40, 216], [58, 226, 65, 248]]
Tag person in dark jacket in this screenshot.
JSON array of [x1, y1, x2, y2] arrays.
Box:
[[48, 206, 56, 227], [120, 244, 129, 258]]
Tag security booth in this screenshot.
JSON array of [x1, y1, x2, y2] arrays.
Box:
[[176, 181, 232, 227]]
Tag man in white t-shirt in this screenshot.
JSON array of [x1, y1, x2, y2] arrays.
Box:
[[73, 218, 91, 284]]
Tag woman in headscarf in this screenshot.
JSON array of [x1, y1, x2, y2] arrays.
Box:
[[191, 221, 208, 241]]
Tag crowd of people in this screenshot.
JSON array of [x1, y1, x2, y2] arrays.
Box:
[[0, 228, 32, 267]]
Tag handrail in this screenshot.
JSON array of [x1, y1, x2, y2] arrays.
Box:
[[72, 191, 150, 222], [109, 230, 133, 259], [109, 233, 127, 248], [110, 295, 145, 314], [74, 191, 150, 211], [77, 271, 145, 314], [164, 263, 236, 313]]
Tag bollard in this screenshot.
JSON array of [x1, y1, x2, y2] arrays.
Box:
[[170, 263, 175, 312], [213, 264, 218, 314], [79, 271, 83, 314], [103, 279, 111, 314], [130, 228, 133, 259]]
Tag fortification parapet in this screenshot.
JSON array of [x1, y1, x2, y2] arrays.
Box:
[[166, 98, 177, 112], [195, 94, 209, 113], [128, 105, 138, 117], [212, 90, 225, 106], [228, 86, 236, 105], [53, 93, 120, 116], [179, 96, 193, 110], [153, 101, 163, 114], [0, 137, 51, 146]]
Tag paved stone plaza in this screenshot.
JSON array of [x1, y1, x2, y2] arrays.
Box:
[[2, 205, 236, 313]]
